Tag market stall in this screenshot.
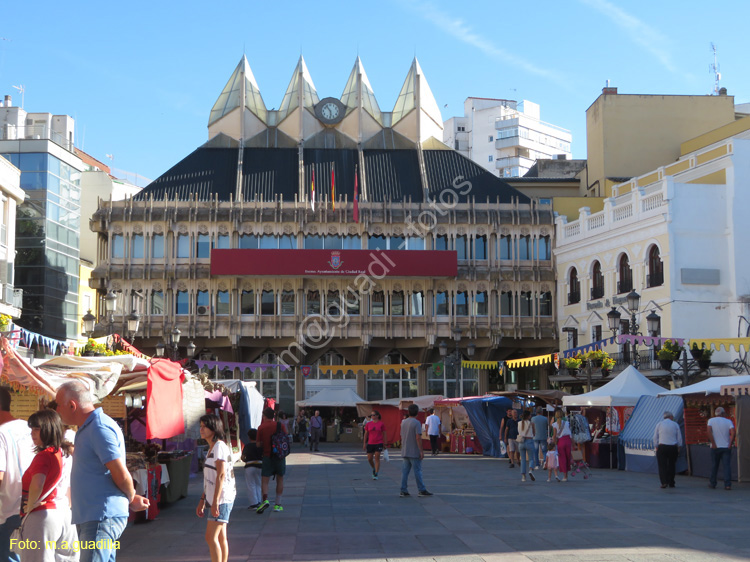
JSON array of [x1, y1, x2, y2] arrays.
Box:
[[460, 395, 513, 457], [297, 388, 365, 443]]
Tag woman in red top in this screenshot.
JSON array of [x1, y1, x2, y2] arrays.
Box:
[[21, 409, 78, 562], [363, 411, 387, 480]]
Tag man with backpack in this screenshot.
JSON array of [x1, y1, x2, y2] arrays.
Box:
[[255, 407, 288, 513]]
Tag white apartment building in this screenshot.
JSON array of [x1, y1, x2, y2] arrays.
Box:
[[444, 97, 572, 178], [0, 155, 25, 319]]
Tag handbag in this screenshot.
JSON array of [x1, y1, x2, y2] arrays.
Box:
[[383, 448, 390, 462], [11, 470, 62, 554]]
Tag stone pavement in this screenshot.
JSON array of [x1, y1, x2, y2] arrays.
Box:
[[118, 443, 750, 561]]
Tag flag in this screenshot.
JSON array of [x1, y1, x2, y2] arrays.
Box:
[[331, 165, 336, 211], [353, 165, 359, 223], [311, 169, 316, 211]]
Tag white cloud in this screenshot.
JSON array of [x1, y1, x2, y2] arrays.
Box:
[[578, 0, 678, 73]]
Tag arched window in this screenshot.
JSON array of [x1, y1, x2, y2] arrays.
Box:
[[591, 261, 604, 300], [568, 268, 580, 304], [618, 254, 632, 294], [647, 246, 663, 287]]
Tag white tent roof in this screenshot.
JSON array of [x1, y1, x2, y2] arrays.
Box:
[[562, 365, 666, 407], [296, 388, 365, 408], [658, 374, 750, 396]]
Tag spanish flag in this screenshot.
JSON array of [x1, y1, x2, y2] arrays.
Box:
[[311, 169, 316, 211], [331, 165, 336, 211], [353, 165, 359, 223]]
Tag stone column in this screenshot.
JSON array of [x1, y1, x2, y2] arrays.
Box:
[[417, 364, 428, 396]]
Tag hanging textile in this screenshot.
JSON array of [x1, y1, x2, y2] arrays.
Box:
[[146, 359, 185, 439], [194, 360, 291, 371], [318, 363, 420, 374], [0, 337, 55, 396], [686, 338, 750, 352], [616, 335, 686, 348], [461, 361, 502, 369], [505, 354, 553, 369], [180, 376, 206, 440]]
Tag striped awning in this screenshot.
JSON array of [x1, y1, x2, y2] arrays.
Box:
[[619, 395, 684, 450]]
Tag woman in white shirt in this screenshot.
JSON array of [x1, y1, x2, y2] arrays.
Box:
[[517, 411, 536, 482], [552, 410, 572, 481], [196, 414, 236, 562]]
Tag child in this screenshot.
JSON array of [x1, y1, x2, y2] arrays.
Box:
[[544, 441, 560, 482], [241, 428, 263, 508]]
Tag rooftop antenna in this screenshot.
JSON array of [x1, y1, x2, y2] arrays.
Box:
[[11, 84, 24, 109], [709, 43, 721, 95]]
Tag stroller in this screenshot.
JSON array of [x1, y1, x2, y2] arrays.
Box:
[[569, 446, 592, 479]]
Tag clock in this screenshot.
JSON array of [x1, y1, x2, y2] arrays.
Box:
[[315, 97, 345, 125]]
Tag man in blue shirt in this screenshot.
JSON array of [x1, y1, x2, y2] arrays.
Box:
[[56, 381, 149, 562], [531, 407, 549, 470]]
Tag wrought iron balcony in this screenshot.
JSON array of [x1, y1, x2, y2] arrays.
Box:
[[590, 286, 604, 300], [647, 271, 664, 288], [617, 279, 633, 294], [567, 291, 580, 305]]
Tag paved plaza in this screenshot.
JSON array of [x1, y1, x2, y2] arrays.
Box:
[[118, 443, 750, 562]]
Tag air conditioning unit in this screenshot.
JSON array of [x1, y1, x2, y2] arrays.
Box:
[[197, 305, 210, 316]]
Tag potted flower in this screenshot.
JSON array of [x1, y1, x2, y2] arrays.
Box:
[[690, 343, 704, 360], [0, 314, 11, 332], [698, 348, 713, 370], [601, 356, 616, 376], [585, 349, 607, 368], [563, 356, 582, 375]]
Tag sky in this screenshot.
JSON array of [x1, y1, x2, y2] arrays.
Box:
[[1, 0, 748, 185]]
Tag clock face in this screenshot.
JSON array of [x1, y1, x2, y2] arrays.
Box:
[[321, 102, 340, 120]]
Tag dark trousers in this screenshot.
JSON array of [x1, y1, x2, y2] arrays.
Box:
[[710, 447, 732, 488], [429, 434, 439, 454], [310, 426, 322, 450], [656, 444, 678, 486]]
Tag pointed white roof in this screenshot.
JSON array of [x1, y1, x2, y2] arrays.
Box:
[[209, 56, 267, 126], [562, 366, 666, 407], [277, 56, 320, 123], [296, 387, 365, 408], [658, 374, 750, 396], [392, 58, 443, 127], [340, 57, 382, 124]]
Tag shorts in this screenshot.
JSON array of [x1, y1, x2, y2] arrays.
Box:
[[262, 456, 287, 477], [206, 501, 234, 523], [366, 443, 384, 454], [508, 440, 519, 452]]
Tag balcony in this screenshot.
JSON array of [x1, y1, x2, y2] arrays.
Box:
[[617, 279, 633, 294], [567, 291, 580, 305], [647, 271, 664, 288], [590, 287, 604, 300]]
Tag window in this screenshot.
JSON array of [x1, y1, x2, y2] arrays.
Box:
[[344, 288, 360, 315], [281, 290, 295, 315], [151, 291, 164, 315], [536, 236, 551, 260], [196, 234, 210, 258], [410, 291, 424, 316], [591, 261, 604, 299], [391, 291, 404, 316], [592, 324, 602, 343], [648, 246, 663, 287], [456, 235, 468, 260], [475, 235, 487, 260], [371, 291, 385, 315], [216, 291, 230, 315], [488, 155, 494, 162], [475, 291, 488, 316], [239, 234, 259, 249], [324, 235, 342, 249], [175, 291, 189, 315], [435, 235, 448, 251], [177, 234, 190, 258], [520, 292, 533, 316], [304, 234, 323, 249], [618, 254, 632, 294], [279, 234, 296, 249], [241, 290, 254, 314], [151, 234, 164, 259], [216, 234, 230, 249], [500, 235, 512, 260], [518, 236, 531, 260], [306, 291, 320, 315], [368, 235, 387, 251], [130, 234, 144, 259], [568, 268, 580, 304], [563, 327, 578, 349], [539, 292, 552, 316], [501, 291, 513, 316], [455, 291, 468, 316], [261, 290, 274, 315], [390, 236, 405, 250], [111, 234, 124, 258], [435, 291, 449, 316], [327, 291, 341, 317], [488, 135, 494, 142], [342, 235, 360, 249], [259, 235, 277, 249], [196, 290, 209, 309], [407, 237, 425, 250]]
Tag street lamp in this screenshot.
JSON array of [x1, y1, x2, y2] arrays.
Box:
[[438, 329, 476, 396], [607, 290, 660, 369], [82, 310, 96, 338], [127, 311, 140, 339], [155, 342, 166, 358], [187, 341, 196, 359], [169, 328, 182, 360]]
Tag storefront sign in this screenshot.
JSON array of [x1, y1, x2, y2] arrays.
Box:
[[210, 249, 458, 277]]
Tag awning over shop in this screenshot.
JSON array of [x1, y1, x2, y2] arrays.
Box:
[[659, 374, 750, 396], [296, 388, 365, 408], [619, 395, 685, 450], [563, 366, 665, 407]]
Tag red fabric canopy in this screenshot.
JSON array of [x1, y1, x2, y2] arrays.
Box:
[[146, 359, 185, 439]]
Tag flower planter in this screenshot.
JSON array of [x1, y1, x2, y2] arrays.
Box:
[[590, 359, 603, 368], [659, 359, 674, 370], [698, 359, 711, 370], [566, 368, 579, 377], [690, 348, 704, 360], [601, 369, 610, 377]]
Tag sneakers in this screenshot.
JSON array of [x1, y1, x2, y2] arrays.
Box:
[[373, 473, 378, 480], [508, 463, 515, 468], [418, 490, 433, 497], [248, 503, 260, 510], [562, 477, 568, 482], [555, 475, 561, 482], [546, 477, 551, 482], [528, 471, 536, 482], [273, 504, 283, 512], [400, 491, 410, 497], [521, 475, 526, 482], [256, 500, 270, 514]]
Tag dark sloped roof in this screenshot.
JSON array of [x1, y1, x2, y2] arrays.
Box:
[[136, 146, 528, 203]]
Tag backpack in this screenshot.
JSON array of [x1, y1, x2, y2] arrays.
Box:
[[298, 418, 307, 432], [271, 422, 290, 459]]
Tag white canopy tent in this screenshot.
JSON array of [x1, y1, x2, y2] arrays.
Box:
[[562, 365, 666, 407], [658, 374, 750, 396], [296, 388, 365, 408]]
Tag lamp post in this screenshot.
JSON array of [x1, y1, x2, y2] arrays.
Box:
[[127, 311, 140, 340], [607, 290, 660, 369], [82, 310, 96, 338], [438, 328, 476, 397], [155, 330, 195, 364]]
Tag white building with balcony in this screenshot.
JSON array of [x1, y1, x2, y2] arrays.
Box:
[[0, 155, 26, 319], [554, 116, 750, 377], [444, 97, 572, 179]]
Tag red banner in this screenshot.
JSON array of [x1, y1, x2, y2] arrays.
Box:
[[210, 249, 457, 277]]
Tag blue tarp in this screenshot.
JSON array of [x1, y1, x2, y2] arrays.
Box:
[[461, 396, 513, 457], [619, 395, 687, 474]]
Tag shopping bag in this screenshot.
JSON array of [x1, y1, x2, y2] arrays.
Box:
[[499, 440, 507, 457], [383, 448, 390, 462]]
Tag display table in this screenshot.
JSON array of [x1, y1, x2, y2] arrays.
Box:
[[129, 465, 163, 521], [450, 433, 483, 454], [326, 425, 360, 443], [159, 453, 193, 503], [688, 444, 738, 481], [587, 439, 618, 469]]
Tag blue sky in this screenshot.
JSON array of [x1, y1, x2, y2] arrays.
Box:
[[1, 0, 747, 184]]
